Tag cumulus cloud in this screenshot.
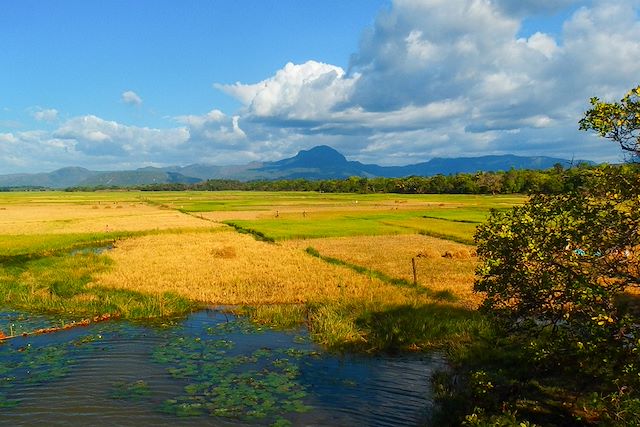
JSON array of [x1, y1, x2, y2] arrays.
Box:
[[0, 111, 254, 173], [32, 108, 59, 122], [121, 90, 143, 106], [54, 115, 188, 156], [521, 32, 559, 58], [215, 0, 638, 164], [216, 61, 359, 120], [174, 109, 247, 150]]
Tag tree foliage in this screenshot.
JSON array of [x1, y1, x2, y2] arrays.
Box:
[[464, 84, 640, 424], [476, 166, 639, 362], [580, 85, 640, 159], [111, 164, 597, 195]]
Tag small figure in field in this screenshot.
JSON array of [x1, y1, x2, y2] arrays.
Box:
[[302, 211, 306, 218], [275, 210, 279, 218], [105, 224, 109, 232]]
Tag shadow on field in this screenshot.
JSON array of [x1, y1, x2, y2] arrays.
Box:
[[343, 303, 487, 353]]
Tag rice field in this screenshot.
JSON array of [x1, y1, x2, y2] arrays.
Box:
[[284, 234, 481, 309], [0, 190, 524, 350], [94, 230, 419, 305], [0, 202, 217, 235]]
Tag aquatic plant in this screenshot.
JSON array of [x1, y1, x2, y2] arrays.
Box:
[[109, 380, 152, 400], [152, 320, 315, 423]]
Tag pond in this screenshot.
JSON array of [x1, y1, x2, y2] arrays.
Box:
[[0, 309, 444, 426]]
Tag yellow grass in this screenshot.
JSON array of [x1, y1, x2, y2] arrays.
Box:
[[285, 234, 481, 308], [94, 231, 423, 305], [0, 203, 216, 235]]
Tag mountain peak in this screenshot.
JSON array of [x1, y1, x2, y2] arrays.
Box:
[[270, 145, 348, 169], [294, 145, 347, 165]]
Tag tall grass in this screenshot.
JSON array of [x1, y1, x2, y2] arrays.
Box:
[[0, 251, 194, 319]]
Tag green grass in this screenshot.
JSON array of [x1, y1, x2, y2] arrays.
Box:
[[0, 227, 225, 259], [224, 216, 410, 240], [235, 301, 490, 353], [224, 211, 480, 243], [0, 232, 128, 257], [0, 251, 194, 319]]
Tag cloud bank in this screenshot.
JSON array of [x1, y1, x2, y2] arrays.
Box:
[[2, 0, 639, 172]]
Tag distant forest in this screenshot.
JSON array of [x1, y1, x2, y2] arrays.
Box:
[[56, 163, 635, 195]]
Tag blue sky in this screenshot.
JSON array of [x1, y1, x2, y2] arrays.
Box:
[[1, 1, 385, 127], [1, 0, 639, 173]]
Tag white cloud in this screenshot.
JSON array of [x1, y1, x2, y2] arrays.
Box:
[[521, 32, 558, 59], [54, 115, 188, 156], [0, 133, 18, 144], [121, 90, 143, 106], [174, 109, 247, 149], [32, 108, 59, 122], [216, 61, 359, 120], [175, 109, 226, 127]]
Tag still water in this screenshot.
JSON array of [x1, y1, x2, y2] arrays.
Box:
[[0, 309, 444, 426]]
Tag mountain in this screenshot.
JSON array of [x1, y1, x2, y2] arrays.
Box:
[[357, 153, 580, 177], [0, 167, 200, 189], [0, 146, 592, 188], [0, 167, 97, 188], [79, 170, 201, 187]]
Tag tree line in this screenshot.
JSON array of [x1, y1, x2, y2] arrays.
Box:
[[63, 162, 633, 195]]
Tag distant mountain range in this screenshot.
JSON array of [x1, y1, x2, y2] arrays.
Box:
[[0, 145, 592, 189]]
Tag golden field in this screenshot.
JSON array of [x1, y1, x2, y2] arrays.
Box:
[[94, 230, 423, 306], [0, 191, 491, 309], [0, 203, 216, 235], [284, 234, 480, 308]]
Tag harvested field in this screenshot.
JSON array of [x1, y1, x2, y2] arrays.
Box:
[[94, 231, 421, 305], [285, 234, 481, 308], [0, 203, 215, 235]]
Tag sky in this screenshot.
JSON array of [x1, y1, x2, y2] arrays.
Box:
[[1, 0, 639, 173]]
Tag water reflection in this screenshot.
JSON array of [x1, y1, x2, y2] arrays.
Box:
[[0, 309, 443, 426]]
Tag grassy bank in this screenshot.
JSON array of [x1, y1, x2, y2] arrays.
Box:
[[0, 249, 194, 319]]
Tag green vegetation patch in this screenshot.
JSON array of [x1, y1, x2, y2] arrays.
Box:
[[109, 380, 152, 401], [305, 300, 489, 352], [0, 251, 194, 320], [224, 216, 409, 240], [223, 207, 484, 243], [0, 232, 124, 258]]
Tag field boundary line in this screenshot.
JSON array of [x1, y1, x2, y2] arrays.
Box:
[[304, 246, 458, 302]]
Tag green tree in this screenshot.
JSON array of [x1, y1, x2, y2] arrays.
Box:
[[470, 85, 640, 424], [580, 85, 640, 159]]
